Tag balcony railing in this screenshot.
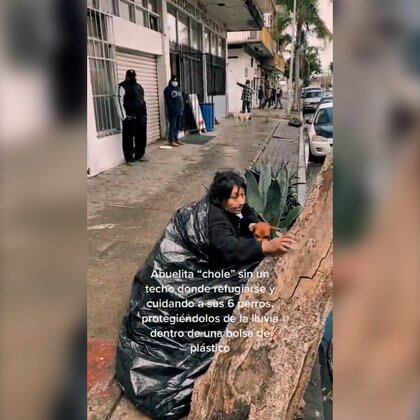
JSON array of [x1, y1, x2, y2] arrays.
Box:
[[229, 28, 276, 53]]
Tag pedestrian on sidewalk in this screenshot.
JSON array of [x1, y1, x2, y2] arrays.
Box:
[[267, 85, 276, 108], [117, 69, 148, 165], [164, 76, 185, 147], [258, 85, 265, 109], [236, 79, 254, 113], [274, 86, 283, 109]]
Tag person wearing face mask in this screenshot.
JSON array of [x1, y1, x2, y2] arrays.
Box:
[[117, 69, 148, 165], [163, 76, 185, 147]]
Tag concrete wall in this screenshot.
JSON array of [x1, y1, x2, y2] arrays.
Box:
[[113, 18, 162, 54], [212, 95, 226, 119], [227, 47, 255, 113], [227, 31, 255, 43]]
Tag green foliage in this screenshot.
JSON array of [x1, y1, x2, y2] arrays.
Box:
[[302, 46, 322, 77], [245, 162, 303, 231], [244, 170, 264, 214]]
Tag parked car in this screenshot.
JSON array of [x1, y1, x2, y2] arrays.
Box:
[[301, 86, 323, 98], [306, 101, 333, 160], [302, 89, 325, 112], [318, 94, 333, 106], [314, 94, 333, 112]]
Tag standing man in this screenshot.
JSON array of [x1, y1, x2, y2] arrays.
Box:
[[257, 85, 265, 109], [267, 84, 275, 108], [274, 86, 283, 109], [117, 69, 148, 166], [236, 79, 254, 113], [164, 76, 185, 147]]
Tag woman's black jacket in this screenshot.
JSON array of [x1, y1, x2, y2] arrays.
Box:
[[208, 203, 264, 268]]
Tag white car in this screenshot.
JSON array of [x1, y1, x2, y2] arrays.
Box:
[[306, 102, 333, 160], [302, 89, 325, 112], [301, 86, 323, 98]]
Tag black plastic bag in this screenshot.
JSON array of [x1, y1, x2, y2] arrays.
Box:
[[288, 117, 302, 127], [116, 198, 260, 419]]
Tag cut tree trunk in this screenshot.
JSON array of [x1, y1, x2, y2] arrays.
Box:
[[189, 156, 333, 420]]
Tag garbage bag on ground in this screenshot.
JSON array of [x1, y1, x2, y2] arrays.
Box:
[[288, 117, 302, 127], [116, 197, 261, 419]]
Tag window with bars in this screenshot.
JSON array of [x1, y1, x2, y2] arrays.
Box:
[[87, 8, 120, 136], [206, 54, 226, 96], [89, 0, 160, 32], [116, 0, 160, 31]]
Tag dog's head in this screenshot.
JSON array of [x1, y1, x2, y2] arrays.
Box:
[[252, 222, 277, 242]]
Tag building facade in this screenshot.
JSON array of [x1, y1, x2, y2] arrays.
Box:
[[227, 26, 285, 113], [87, 0, 268, 175]]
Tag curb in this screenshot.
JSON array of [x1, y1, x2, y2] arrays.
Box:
[[297, 109, 307, 205], [250, 118, 282, 168]]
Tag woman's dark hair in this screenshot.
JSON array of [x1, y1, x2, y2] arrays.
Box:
[[208, 171, 247, 207]]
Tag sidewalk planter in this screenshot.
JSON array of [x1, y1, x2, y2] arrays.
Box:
[[200, 103, 215, 131]]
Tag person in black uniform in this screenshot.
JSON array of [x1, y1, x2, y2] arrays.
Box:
[[207, 171, 296, 268], [164, 75, 185, 147], [117, 69, 148, 165]]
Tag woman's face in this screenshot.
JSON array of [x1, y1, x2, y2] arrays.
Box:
[[225, 185, 246, 214]]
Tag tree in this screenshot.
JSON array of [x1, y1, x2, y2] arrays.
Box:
[[301, 46, 322, 85], [278, 0, 332, 111], [273, 8, 292, 52], [190, 156, 333, 419]]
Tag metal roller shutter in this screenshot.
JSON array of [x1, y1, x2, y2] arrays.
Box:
[[116, 49, 161, 143]]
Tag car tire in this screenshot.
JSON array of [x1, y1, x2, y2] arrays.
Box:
[[309, 147, 316, 162]]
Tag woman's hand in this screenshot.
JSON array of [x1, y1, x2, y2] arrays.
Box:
[[261, 233, 297, 255]]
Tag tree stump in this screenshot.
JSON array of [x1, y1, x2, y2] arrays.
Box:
[[189, 156, 333, 420]]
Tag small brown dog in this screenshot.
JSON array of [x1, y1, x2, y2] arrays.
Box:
[[234, 112, 251, 126], [251, 222, 277, 242]]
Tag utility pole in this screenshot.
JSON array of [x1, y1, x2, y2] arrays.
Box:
[[287, 0, 297, 115]]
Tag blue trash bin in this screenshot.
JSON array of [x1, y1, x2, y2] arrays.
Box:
[[200, 103, 215, 132]]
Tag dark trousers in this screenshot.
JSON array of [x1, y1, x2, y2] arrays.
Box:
[[241, 100, 251, 113], [274, 96, 283, 108], [122, 116, 147, 162], [167, 114, 183, 143]]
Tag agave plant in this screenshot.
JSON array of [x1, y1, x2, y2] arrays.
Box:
[[245, 161, 302, 232]]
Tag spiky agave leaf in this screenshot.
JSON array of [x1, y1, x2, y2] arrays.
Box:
[[259, 162, 272, 208], [278, 206, 303, 231], [276, 166, 290, 227], [245, 169, 264, 215], [263, 179, 282, 226]]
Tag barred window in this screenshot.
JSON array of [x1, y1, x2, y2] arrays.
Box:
[[166, 5, 177, 43], [177, 12, 189, 46], [191, 20, 202, 51], [207, 54, 226, 96], [204, 29, 210, 53], [117, 0, 161, 31], [88, 8, 120, 136]]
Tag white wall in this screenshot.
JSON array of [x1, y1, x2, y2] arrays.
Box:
[[227, 31, 255, 43], [87, 20, 164, 176], [113, 18, 163, 55], [212, 95, 226, 119], [87, 62, 124, 176], [227, 48, 256, 113]]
